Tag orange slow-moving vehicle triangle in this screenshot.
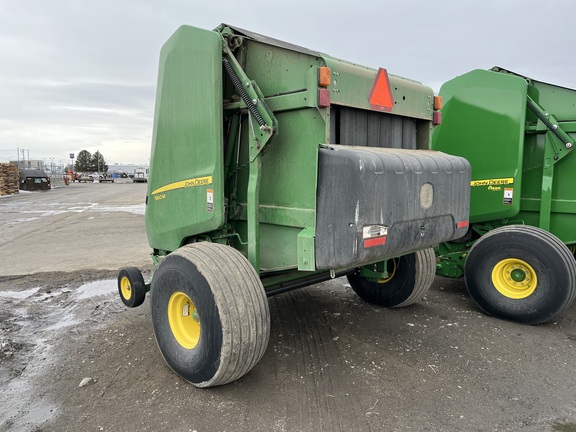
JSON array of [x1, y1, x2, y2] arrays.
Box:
[[369, 68, 394, 112]]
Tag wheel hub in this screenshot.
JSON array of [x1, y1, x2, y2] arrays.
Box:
[[168, 292, 200, 349], [377, 258, 397, 283], [510, 268, 526, 282], [492, 258, 537, 299], [120, 277, 132, 300]]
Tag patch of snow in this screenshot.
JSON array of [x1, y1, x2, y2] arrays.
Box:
[[67, 203, 98, 212], [1, 201, 144, 225], [0, 287, 40, 299], [10, 217, 41, 224], [44, 314, 80, 330], [91, 203, 145, 215], [0, 190, 37, 198], [75, 279, 117, 299]]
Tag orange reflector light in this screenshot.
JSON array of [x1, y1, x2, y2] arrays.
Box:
[[434, 96, 443, 110], [369, 68, 394, 112], [318, 67, 331, 87]]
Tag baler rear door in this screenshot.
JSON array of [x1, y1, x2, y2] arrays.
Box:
[[146, 26, 225, 252], [432, 69, 527, 223]]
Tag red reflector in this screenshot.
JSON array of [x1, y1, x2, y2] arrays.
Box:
[[433, 111, 442, 125], [368, 68, 394, 112], [318, 88, 331, 107], [364, 236, 386, 248], [457, 220, 469, 229]]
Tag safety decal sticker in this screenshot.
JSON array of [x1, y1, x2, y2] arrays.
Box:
[[470, 177, 513, 187], [206, 189, 214, 212], [363, 225, 388, 248], [503, 188, 513, 205], [151, 176, 213, 195]]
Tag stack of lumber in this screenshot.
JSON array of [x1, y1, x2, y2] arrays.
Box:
[[0, 163, 19, 196]]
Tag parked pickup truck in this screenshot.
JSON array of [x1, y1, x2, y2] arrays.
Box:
[[98, 173, 114, 183], [77, 174, 94, 183]]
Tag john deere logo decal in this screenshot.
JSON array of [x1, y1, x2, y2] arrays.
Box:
[[152, 176, 213, 195]]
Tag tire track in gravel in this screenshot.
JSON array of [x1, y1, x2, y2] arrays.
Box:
[[269, 281, 377, 432]]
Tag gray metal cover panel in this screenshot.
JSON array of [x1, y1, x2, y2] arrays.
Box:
[[315, 145, 471, 270], [220, 24, 321, 57]]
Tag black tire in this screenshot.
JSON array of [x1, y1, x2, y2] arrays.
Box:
[[347, 248, 436, 307], [118, 267, 146, 308], [150, 242, 270, 387], [464, 225, 576, 324]]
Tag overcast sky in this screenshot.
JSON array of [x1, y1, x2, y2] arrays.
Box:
[[1, 0, 575, 166]]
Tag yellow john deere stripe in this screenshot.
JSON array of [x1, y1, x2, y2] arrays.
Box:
[[152, 176, 213, 195]]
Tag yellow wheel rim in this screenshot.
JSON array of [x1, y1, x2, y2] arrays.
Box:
[[377, 258, 398, 283], [168, 292, 200, 349], [492, 258, 537, 299], [120, 276, 132, 300]]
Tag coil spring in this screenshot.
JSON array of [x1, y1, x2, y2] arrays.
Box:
[[527, 98, 570, 146], [222, 57, 266, 128]]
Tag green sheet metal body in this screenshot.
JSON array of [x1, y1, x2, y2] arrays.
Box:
[[146, 27, 225, 248], [145, 24, 468, 289], [433, 68, 576, 278]]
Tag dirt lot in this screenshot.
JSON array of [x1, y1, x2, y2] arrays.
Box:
[[1, 183, 576, 432]]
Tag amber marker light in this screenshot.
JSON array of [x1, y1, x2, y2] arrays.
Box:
[[318, 67, 331, 87], [434, 96, 443, 110]]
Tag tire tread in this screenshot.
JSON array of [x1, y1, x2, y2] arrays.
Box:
[[394, 248, 436, 307], [173, 243, 270, 387], [465, 225, 576, 324]]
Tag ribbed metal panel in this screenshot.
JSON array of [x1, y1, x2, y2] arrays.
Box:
[[330, 106, 417, 149]]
